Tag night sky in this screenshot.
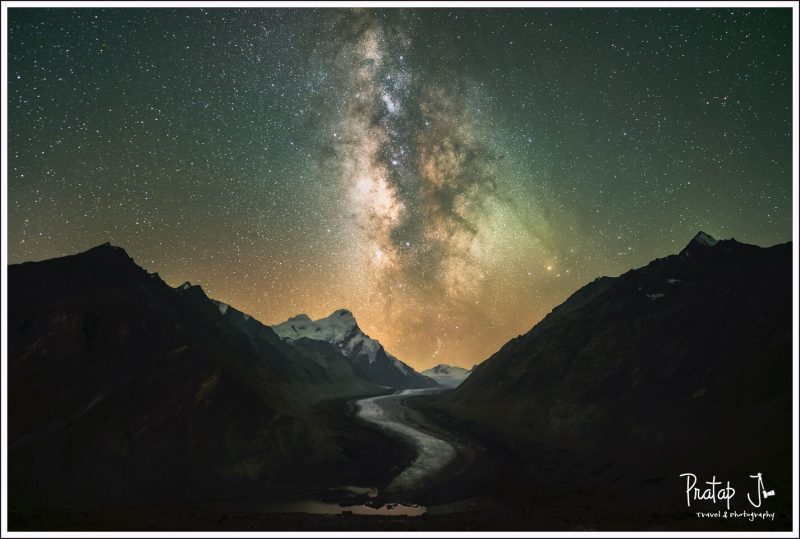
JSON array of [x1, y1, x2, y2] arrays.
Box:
[[7, 8, 793, 370]]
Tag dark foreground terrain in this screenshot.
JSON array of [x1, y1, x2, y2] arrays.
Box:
[[10, 387, 792, 532], [9, 503, 790, 532]]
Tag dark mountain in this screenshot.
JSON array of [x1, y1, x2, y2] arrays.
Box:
[[271, 310, 439, 389], [6, 244, 391, 508], [175, 283, 380, 400], [430, 232, 792, 514]]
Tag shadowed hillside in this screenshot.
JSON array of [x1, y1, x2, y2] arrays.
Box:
[[426, 233, 793, 521]]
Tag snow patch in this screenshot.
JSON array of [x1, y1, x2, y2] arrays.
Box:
[[646, 293, 665, 300], [667, 278, 681, 284], [218, 302, 229, 315], [421, 364, 472, 388], [393, 359, 408, 375]]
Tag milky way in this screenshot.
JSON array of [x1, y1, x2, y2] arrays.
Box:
[[7, 8, 793, 369], [323, 11, 533, 364]]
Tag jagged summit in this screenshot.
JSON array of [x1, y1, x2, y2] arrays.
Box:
[[9, 241, 147, 293], [282, 309, 355, 328], [690, 231, 719, 247], [80, 242, 131, 258], [272, 309, 365, 351], [86, 241, 116, 250], [320, 309, 358, 328], [680, 231, 721, 257], [421, 363, 472, 388], [175, 280, 207, 294]]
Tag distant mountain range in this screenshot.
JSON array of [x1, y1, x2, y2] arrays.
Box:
[[430, 232, 792, 514], [421, 364, 472, 388]]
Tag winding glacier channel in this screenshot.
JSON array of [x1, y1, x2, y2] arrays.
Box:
[[355, 388, 457, 492]]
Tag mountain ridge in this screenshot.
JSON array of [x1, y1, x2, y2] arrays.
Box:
[[427, 232, 792, 514]]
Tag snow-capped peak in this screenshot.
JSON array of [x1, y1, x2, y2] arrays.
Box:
[[680, 231, 720, 258], [180, 281, 193, 290], [271, 309, 380, 363], [331, 308, 355, 320], [271, 309, 435, 388], [421, 364, 472, 388], [317, 308, 357, 329]]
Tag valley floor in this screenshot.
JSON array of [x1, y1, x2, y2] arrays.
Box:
[[8, 388, 793, 532]]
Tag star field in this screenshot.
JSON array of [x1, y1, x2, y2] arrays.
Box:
[[7, 8, 793, 370]]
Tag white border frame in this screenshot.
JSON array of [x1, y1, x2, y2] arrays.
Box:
[[1, 1, 798, 538]]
